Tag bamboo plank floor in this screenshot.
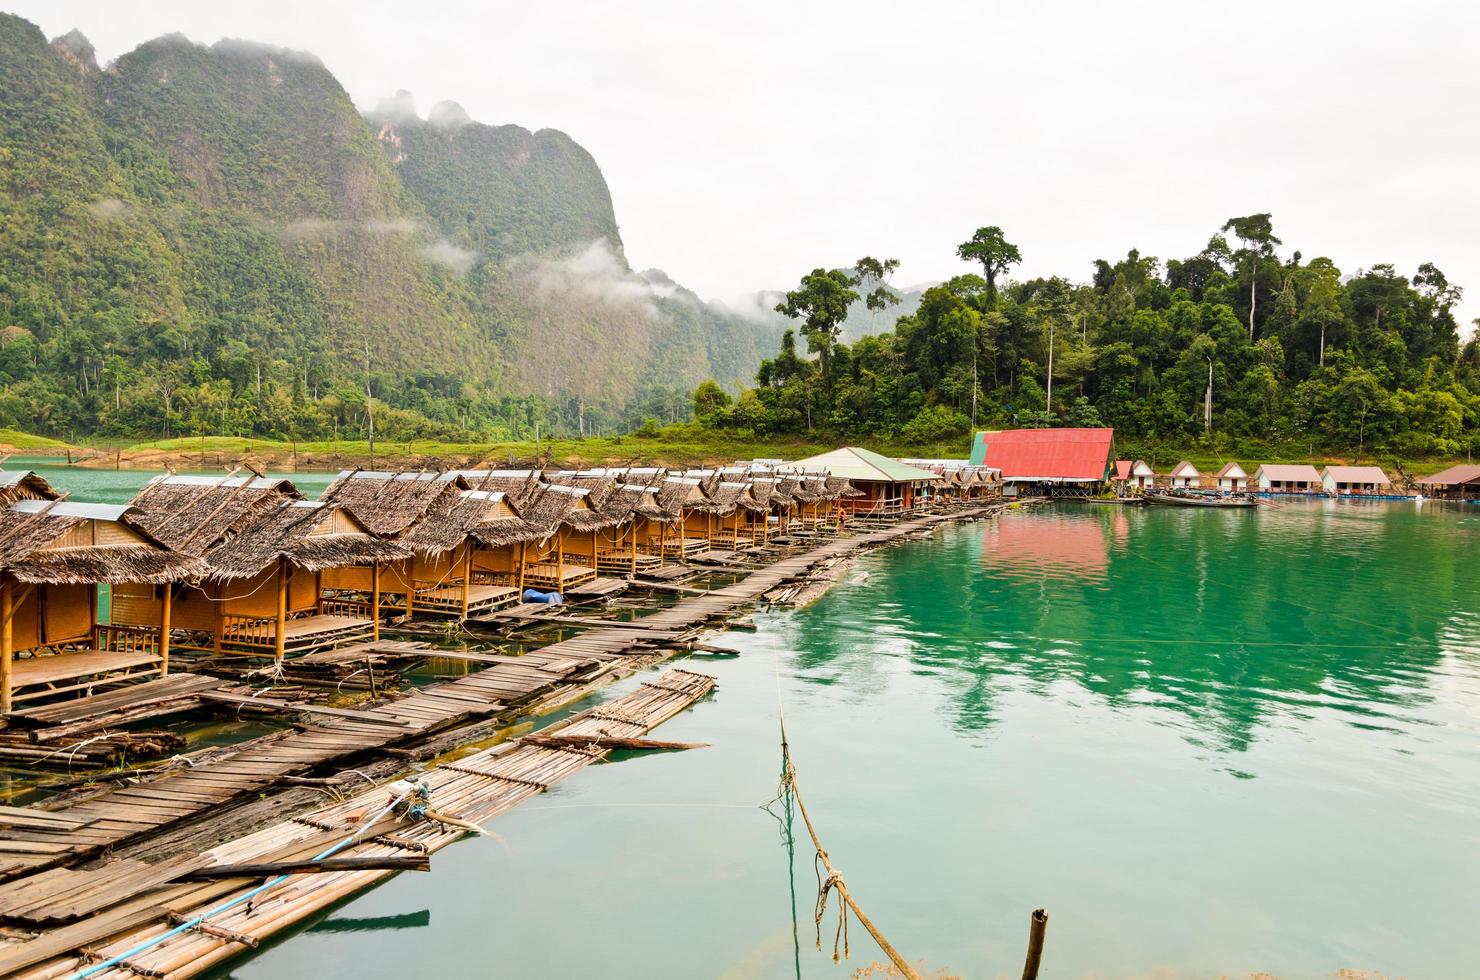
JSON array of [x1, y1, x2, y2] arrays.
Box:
[[0, 503, 1005, 887], [2, 668, 718, 980]]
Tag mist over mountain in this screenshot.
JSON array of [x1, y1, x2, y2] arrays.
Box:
[[0, 14, 783, 441]]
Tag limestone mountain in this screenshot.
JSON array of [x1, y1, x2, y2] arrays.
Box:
[[0, 14, 779, 441]]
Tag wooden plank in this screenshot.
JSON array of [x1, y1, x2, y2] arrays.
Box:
[[0, 806, 92, 831]]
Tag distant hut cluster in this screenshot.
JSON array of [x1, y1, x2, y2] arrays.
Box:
[[1103, 458, 1401, 496], [1415, 464, 1480, 500]]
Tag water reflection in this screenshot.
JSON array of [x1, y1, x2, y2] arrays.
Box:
[[793, 502, 1480, 754], [307, 910, 431, 933]]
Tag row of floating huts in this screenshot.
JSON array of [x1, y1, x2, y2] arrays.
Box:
[[0, 454, 1002, 714], [1110, 460, 1401, 495]]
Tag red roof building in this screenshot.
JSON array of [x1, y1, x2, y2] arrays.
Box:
[[969, 428, 1114, 483]]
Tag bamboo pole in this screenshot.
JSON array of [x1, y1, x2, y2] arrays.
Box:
[[1, 577, 12, 714], [517, 540, 527, 592], [1022, 908, 1048, 980], [370, 562, 381, 642], [460, 543, 472, 619], [273, 560, 287, 664], [159, 583, 172, 677], [629, 522, 637, 574]]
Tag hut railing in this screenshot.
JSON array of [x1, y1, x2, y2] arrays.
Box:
[[320, 598, 373, 619], [221, 615, 275, 647], [91, 624, 162, 658]]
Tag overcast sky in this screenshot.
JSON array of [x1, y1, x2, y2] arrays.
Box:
[[8, 0, 1479, 332]]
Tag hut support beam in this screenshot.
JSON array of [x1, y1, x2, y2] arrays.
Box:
[[460, 545, 472, 619], [630, 523, 637, 574], [1, 577, 12, 715], [273, 560, 287, 664], [370, 562, 381, 642], [159, 585, 172, 677]]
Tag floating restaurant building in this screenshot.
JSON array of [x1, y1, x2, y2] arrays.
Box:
[[791, 447, 937, 516], [1414, 464, 1480, 500], [969, 427, 1115, 496]]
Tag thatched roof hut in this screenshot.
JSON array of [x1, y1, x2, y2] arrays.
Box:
[[522, 483, 625, 535], [403, 489, 544, 555], [202, 500, 410, 581], [600, 483, 667, 524], [0, 500, 201, 585], [128, 474, 302, 556], [448, 470, 543, 510], [0, 470, 60, 506], [319, 470, 468, 538], [690, 481, 751, 515]]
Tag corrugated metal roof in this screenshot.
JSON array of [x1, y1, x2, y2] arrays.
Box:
[[1321, 465, 1391, 484], [1255, 464, 1322, 482], [10, 499, 135, 521], [970, 428, 1114, 481], [790, 447, 938, 483], [1416, 464, 1480, 486]]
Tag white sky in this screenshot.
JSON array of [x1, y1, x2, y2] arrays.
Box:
[[8, 0, 1479, 333]]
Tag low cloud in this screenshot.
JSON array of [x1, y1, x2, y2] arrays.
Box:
[[420, 238, 477, 273], [280, 218, 337, 242], [372, 89, 420, 124], [533, 239, 656, 315], [713, 289, 789, 325], [365, 218, 419, 236], [88, 197, 128, 220], [428, 100, 472, 130]]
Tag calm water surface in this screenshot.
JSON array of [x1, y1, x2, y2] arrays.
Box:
[[18, 463, 1480, 978]]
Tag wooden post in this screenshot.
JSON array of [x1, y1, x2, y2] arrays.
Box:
[[1, 577, 13, 715], [212, 587, 223, 657], [159, 584, 172, 677], [517, 541, 527, 592], [405, 559, 416, 619], [629, 522, 637, 574], [273, 559, 288, 664], [370, 561, 381, 642], [657, 519, 666, 559], [590, 529, 597, 566], [459, 544, 472, 619], [556, 535, 565, 592], [1021, 908, 1048, 980]]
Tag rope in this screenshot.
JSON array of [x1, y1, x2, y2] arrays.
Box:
[[762, 637, 921, 979]]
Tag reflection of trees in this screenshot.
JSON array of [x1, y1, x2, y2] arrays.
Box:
[[790, 506, 1477, 754]]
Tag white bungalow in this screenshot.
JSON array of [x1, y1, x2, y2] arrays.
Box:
[[1166, 460, 1201, 488], [1129, 460, 1155, 491], [1215, 462, 1249, 491], [1320, 466, 1392, 495], [1254, 464, 1323, 493]]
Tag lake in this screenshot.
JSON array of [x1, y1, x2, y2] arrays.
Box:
[[14, 464, 1480, 978]]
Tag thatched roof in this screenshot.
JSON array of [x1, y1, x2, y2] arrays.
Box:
[[690, 481, 751, 515], [129, 474, 302, 556], [0, 470, 60, 506], [601, 483, 667, 523], [824, 476, 863, 498], [548, 473, 620, 510], [404, 489, 544, 554], [650, 477, 701, 522], [203, 500, 411, 581], [319, 470, 467, 537], [0, 500, 202, 585], [448, 470, 543, 509], [522, 484, 626, 535]]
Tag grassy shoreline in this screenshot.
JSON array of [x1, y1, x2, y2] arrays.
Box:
[[1, 427, 1468, 477]]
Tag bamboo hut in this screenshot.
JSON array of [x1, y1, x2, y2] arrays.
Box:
[[516, 484, 619, 591], [653, 477, 709, 559], [745, 479, 778, 544], [408, 488, 545, 602], [593, 482, 667, 574], [688, 481, 748, 549], [0, 499, 201, 711], [118, 475, 409, 659], [315, 471, 534, 619]]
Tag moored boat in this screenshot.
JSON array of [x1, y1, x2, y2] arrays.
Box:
[[1143, 488, 1260, 508]]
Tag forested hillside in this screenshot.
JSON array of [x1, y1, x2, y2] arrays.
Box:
[[699, 220, 1480, 459], [0, 15, 781, 444]]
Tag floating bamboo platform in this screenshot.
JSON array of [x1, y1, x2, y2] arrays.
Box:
[[0, 668, 717, 979]]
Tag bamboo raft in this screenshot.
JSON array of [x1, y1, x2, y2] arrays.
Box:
[[0, 668, 717, 979]]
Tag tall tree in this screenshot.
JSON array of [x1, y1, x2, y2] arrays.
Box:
[[854, 255, 902, 332], [1222, 213, 1282, 340], [773, 268, 861, 383], [956, 226, 1022, 301]]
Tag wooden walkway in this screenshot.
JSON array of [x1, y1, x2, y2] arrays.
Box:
[[0, 503, 1002, 887], [0, 669, 718, 979]]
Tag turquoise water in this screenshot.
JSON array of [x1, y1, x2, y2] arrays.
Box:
[[12, 466, 1480, 977], [6, 458, 335, 503], [206, 500, 1479, 979]]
